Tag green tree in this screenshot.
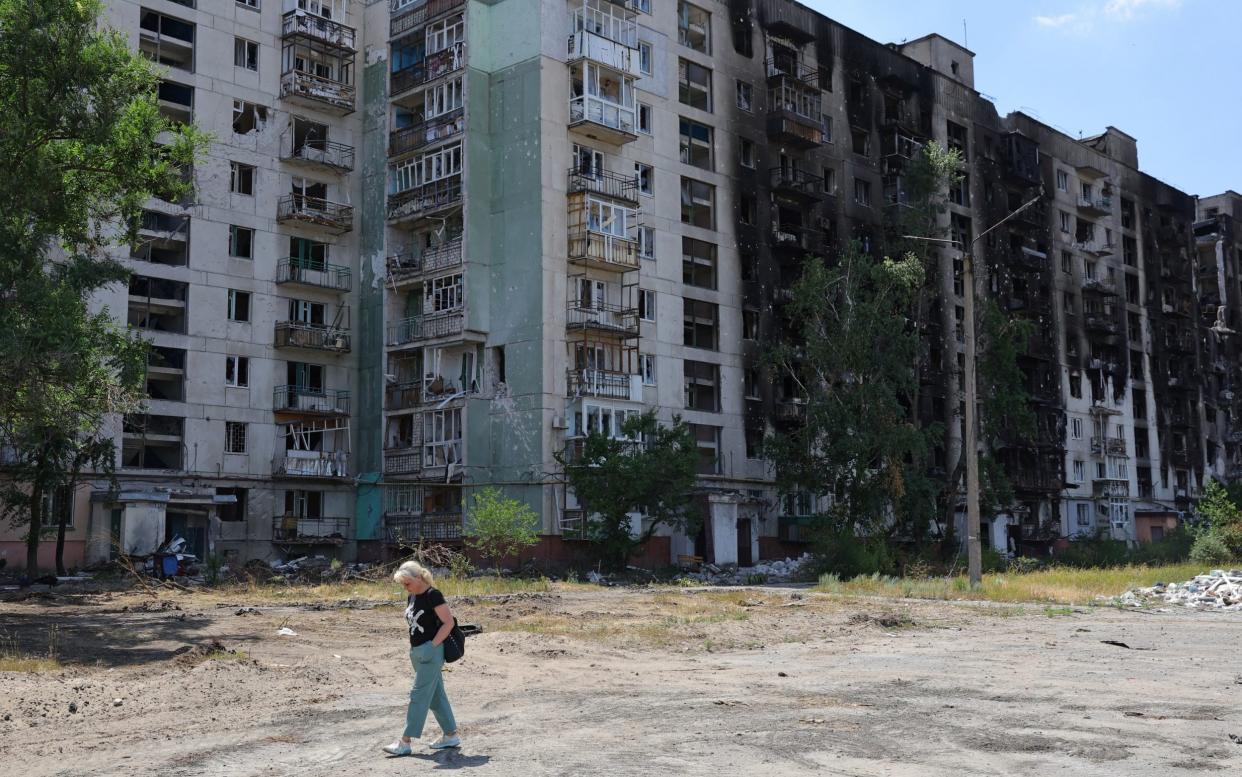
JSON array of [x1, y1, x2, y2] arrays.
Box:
[[558, 412, 699, 571], [0, 0, 206, 572], [465, 487, 540, 574], [767, 241, 935, 546], [1194, 480, 1242, 559]]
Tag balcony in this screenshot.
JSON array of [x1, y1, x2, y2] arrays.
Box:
[[274, 450, 350, 479], [569, 94, 638, 145], [390, 0, 465, 40], [386, 236, 463, 285], [280, 70, 355, 115], [282, 10, 355, 51], [282, 138, 355, 172], [1077, 196, 1112, 217], [387, 176, 462, 222], [383, 447, 423, 476], [1074, 240, 1114, 257], [769, 167, 825, 200], [385, 512, 464, 544], [568, 229, 640, 272], [272, 515, 351, 544], [567, 167, 639, 204], [276, 258, 352, 292], [1090, 436, 1128, 457], [566, 301, 640, 338], [274, 322, 352, 353], [386, 312, 465, 347], [567, 0, 640, 75], [567, 368, 642, 401], [1084, 316, 1119, 336], [766, 79, 824, 148], [1093, 478, 1130, 499], [1082, 277, 1117, 296], [277, 194, 354, 234], [273, 386, 351, 416], [1010, 245, 1047, 271], [765, 58, 819, 85], [391, 42, 465, 98], [774, 400, 807, 424], [769, 224, 826, 255], [389, 109, 464, 158]]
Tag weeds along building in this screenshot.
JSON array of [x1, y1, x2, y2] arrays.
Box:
[[10, 0, 1236, 570]]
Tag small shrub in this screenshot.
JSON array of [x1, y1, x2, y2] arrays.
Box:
[[204, 554, 224, 585], [1008, 557, 1042, 574], [744, 573, 768, 585], [1190, 532, 1234, 566], [980, 547, 1007, 574]]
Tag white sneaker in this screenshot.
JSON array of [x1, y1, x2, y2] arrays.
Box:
[[382, 740, 412, 756], [429, 734, 461, 750]]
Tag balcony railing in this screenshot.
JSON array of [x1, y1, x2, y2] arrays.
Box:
[[1081, 277, 1117, 296], [1093, 478, 1130, 498], [280, 69, 355, 114], [383, 447, 423, 475], [1077, 196, 1112, 215], [282, 10, 355, 50], [391, 42, 465, 97], [569, 94, 637, 141], [765, 58, 818, 84], [385, 512, 464, 543], [774, 400, 807, 423], [567, 167, 639, 202], [566, 301, 640, 337], [274, 322, 352, 353], [386, 312, 465, 346], [272, 515, 351, 543], [390, 0, 465, 39], [386, 378, 472, 410], [769, 224, 826, 254], [567, 368, 640, 401], [277, 194, 354, 233], [276, 257, 352, 292], [387, 176, 463, 221], [386, 236, 463, 283], [284, 138, 355, 171], [769, 167, 824, 198], [1090, 436, 1128, 456], [568, 230, 639, 271], [389, 109, 465, 157], [274, 450, 350, 479], [273, 386, 351, 416]]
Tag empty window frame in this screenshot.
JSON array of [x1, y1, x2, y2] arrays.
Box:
[[682, 298, 718, 350], [230, 162, 255, 195], [678, 117, 713, 170], [227, 289, 251, 322], [635, 162, 654, 196], [229, 225, 254, 259], [234, 37, 259, 71], [681, 237, 717, 289], [677, 1, 710, 53], [232, 100, 267, 134], [683, 360, 720, 412], [680, 177, 715, 229], [678, 59, 712, 111]]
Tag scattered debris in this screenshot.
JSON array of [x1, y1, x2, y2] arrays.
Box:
[[1118, 570, 1242, 611], [1230, 734, 1242, 745], [689, 554, 815, 586], [801, 717, 827, 724], [713, 699, 746, 707], [778, 671, 788, 677], [849, 612, 917, 629], [68, 702, 77, 714], [1100, 640, 1156, 651], [235, 607, 260, 616], [277, 627, 298, 637], [112, 699, 123, 707]]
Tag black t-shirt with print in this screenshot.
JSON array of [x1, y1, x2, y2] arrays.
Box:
[[405, 587, 446, 647]]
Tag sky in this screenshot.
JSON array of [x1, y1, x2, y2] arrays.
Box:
[[802, 0, 1240, 198]]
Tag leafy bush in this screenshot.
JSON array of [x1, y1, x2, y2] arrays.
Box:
[[1007, 556, 1042, 574], [1189, 533, 1234, 566], [813, 529, 893, 578], [465, 487, 540, 573]]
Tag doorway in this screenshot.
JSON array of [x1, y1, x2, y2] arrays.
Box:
[[736, 518, 752, 566]]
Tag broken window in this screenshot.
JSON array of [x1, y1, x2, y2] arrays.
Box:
[[678, 117, 713, 170], [217, 488, 247, 522], [225, 422, 248, 454], [234, 37, 259, 71], [678, 59, 712, 111], [680, 177, 715, 228], [677, 1, 710, 53], [225, 355, 249, 388], [946, 121, 968, 160], [638, 289, 655, 322], [853, 177, 871, 207], [635, 162, 654, 195], [229, 225, 253, 259], [682, 299, 718, 350], [227, 289, 251, 322], [735, 79, 753, 111], [682, 237, 717, 289], [689, 423, 721, 475], [230, 162, 255, 195], [851, 127, 870, 157], [232, 100, 267, 134], [683, 360, 720, 412]]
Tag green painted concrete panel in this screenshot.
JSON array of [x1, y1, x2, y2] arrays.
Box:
[[354, 58, 391, 542]]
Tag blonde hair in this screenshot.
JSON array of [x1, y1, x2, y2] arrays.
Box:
[[393, 560, 434, 588]]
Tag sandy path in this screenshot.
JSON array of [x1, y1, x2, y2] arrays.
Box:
[[1, 587, 1239, 776]]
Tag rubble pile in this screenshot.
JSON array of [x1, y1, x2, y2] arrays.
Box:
[[267, 556, 373, 582], [689, 553, 815, 586], [1119, 569, 1242, 611]]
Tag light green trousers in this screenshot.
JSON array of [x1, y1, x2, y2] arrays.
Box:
[[403, 641, 457, 738]]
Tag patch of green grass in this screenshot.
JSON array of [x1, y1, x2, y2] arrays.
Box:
[[815, 563, 1207, 606], [1044, 606, 1074, 617], [203, 648, 251, 663]]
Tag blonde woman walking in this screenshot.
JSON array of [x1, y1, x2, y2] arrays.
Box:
[[383, 560, 461, 755]]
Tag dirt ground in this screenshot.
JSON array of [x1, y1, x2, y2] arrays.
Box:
[[2, 583, 1240, 777]]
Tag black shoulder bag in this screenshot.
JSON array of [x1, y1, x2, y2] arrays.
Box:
[[442, 617, 466, 663]]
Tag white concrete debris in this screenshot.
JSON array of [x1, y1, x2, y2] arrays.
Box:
[[1118, 569, 1242, 611], [690, 553, 815, 586]]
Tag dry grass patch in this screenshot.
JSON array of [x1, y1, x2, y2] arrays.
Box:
[[209, 575, 572, 606], [0, 628, 61, 673], [817, 563, 1208, 606]]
